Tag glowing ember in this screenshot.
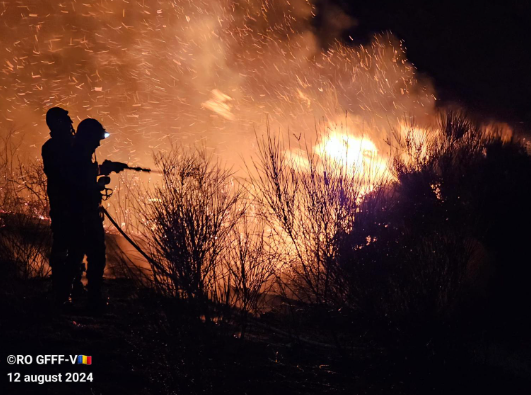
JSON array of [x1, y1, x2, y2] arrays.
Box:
[[0, 0, 436, 174]]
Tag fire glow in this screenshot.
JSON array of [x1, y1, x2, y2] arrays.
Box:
[[0, 0, 436, 176], [315, 130, 389, 178]]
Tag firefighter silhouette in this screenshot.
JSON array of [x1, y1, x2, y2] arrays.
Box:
[[68, 118, 123, 310], [42, 107, 84, 304]]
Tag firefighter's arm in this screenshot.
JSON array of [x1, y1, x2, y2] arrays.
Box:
[[99, 160, 128, 175], [68, 160, 104, 193]]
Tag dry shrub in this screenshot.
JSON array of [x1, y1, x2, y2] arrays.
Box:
[[338, 111, 531, 351], [220, 214, 277, 335], [249, 125, 389, 308], [140, 147, 244, 315], [0, 130, 50, 280]]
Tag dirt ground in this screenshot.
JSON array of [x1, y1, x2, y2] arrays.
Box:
[[1, 276, 530, 395]]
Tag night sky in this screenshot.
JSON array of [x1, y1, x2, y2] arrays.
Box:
[[329, 0, 531, 131]]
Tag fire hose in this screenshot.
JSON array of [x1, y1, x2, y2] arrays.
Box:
[[98, 161, 168, 272], [101, 207, 166, 274]]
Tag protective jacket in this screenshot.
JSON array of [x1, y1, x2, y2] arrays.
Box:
[[42, 134, 73, 219]]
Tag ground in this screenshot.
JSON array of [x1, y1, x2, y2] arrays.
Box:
[[0, 278, 362, 395], [1, 277, 531, 394]]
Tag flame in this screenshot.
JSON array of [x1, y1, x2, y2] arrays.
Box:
[[283, 119, 441, 195], [315, 132, 383, 174], [0, 0, 436, 173], [283, 120, 396, 197]]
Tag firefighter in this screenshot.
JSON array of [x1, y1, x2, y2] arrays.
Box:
[[42, 107, 84, 304], [68, 118, 122, 311]]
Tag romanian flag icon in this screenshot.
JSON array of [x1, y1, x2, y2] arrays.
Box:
[[77, 355, 92, 365]]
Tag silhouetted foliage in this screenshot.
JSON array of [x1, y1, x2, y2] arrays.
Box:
[[0, 130, 50, 280], [140, 147, 244, 317], [336, 112, 531, 357]]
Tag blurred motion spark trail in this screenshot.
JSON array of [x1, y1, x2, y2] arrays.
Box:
[[0, 0, 436, 176]]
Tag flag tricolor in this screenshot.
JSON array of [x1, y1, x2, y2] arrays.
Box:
[[77, 355, 92, 365]]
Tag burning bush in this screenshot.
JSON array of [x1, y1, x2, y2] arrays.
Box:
[[248, 125, 392, 316], [336, 111, 531, 353]]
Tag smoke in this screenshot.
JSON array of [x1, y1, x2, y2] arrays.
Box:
[[0, 0, 436, 169]]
